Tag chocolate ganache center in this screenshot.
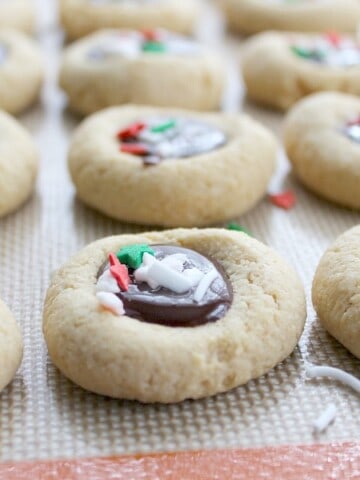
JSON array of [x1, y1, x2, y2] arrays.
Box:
[[98, 245, 233, 327], [117, 117, 227, 165]]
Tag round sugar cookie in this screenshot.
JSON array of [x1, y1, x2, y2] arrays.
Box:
[[60, 0, 201, 40], [313, 225, 360, 359], [0, 110, 39, 217], [0, 0, 35, 35], [219, 0, 360, 35], [242, 32, 360, 111], [0, 299, 23, 393], [68, 105, 277, 226], [60, 29, 226, 115], [43, 228, 306, 403], [284, 92, 360, 209], [0, 29, 44, 114]]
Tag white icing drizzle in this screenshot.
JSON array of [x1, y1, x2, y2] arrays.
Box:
[[96, 269, 120, 294], [96, 291, 125, 315], [313, 403, 337, 433], [194, 269, 219, 303], [306, 364, 360, 394]]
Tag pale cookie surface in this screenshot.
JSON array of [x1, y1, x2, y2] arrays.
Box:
[[0, 110, 39, 217], [0, 29, 44, 114], [219, 0, 360, 35], [312, 225, 360, 359], [60, 0, 201, 40], [284, 92, 360, 209], [60, 29, 225, 115], [242, 32, 360, 111], [68, 105, 277, 226], [0, 299, 23, 393], [43, 228, 306, 403], [0, 0, 35, 34]]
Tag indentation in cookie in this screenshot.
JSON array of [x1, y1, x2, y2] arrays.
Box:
[[96, 244, 233, 326], [87, 29, 201, 61], [290, 33, 360, 67], [116, 116, 227, 165]]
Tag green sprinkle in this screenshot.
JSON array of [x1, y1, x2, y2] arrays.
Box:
[[151, 119, 177, 133], [226, 222, 253, 236], [117, 244, 155, 269], [142, 41, 166, 53], [290, 45, 314, 59]]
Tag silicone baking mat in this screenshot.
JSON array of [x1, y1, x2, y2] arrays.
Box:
[[0, 0, 359, 473]]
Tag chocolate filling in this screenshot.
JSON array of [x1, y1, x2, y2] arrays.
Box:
[[119, 117, 227, 165], [99, 245, 233, 327]]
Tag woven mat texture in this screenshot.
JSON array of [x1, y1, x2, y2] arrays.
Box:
[[0, 0, 359, 462]]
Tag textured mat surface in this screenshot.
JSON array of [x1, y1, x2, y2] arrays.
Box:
[[0, 0, 359, 462]]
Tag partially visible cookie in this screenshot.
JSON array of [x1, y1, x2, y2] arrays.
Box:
[[68, 105, 277, 226], [313, 225, 360, 359], [43, 228, 306, 403], [219, 0, 360, 35], [0, 299, 23, 393], [60, 0, 201, 40], [242, 32, 360, 110], [284, 92, 360, 209], [0, 0, 35, 35], [60, 29, 226, 115], [0, 110, 39, 217], [0, 29, 44, 114]]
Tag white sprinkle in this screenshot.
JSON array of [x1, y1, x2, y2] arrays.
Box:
[[96, 292, 124, 316], [142, 252, 156, 266], [194, 268, 219, 303], [96, 269, 120, 294], [183, 267, 204, 287], [161, 253, 187, 272], [313, 404, 337, 433], [306, 364, 360, 394], [134, 264, 159, 290], [146, 259, 192, 294]]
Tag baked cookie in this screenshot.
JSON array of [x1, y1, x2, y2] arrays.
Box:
[[43, 228, 306, 403], [284, 92, 360, 209], [0, 110, 39, 217], [0, 29, 44, 114], [313, 225, 360, 359], [0, 0, 35, 35], [60, 29, 226, 115], [68, 105, 277, 226], [60, 0, 201, 40], [242, 32, 360, 110], [219, 0, 360, 35], [0, 299, 23, 393]]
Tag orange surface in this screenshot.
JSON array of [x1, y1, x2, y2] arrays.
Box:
[[0, 442, 359, 480]]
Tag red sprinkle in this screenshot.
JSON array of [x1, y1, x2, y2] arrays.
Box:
[[325, 32, 342, 47], [117, 122, 146, 140], [269, 191, 296, 210], [141, 29, 162, 42], [120, 143, 150, 156], [347, 117, 360, 126], [109, 253, 130, 291]]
